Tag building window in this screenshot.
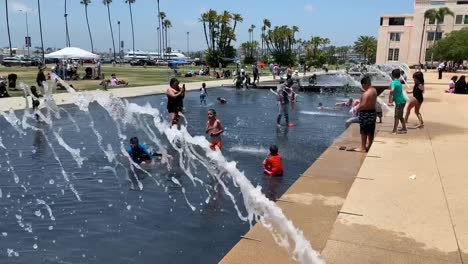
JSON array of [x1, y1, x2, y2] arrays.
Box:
[[389, 17, 405, 26], [380, 17, 384, 26], [389, 33, 402, 41], [431, 1, 446, 5], [388, 48, 400, 61], [456, 15, 464, 24], [427, 32, 443, 41], [457, 1, 468, 4]]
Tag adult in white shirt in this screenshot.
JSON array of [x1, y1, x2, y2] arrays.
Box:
[[438, 62, 445, 80]]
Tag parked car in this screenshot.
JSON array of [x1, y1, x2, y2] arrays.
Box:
[[1, 57, 34, 67], [130, 59, 157, 66]]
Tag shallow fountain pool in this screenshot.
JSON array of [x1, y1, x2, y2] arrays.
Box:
[[0, 88, 355, 263]]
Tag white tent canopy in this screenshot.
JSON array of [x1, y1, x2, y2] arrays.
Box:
[[45, 47, 100, 60]]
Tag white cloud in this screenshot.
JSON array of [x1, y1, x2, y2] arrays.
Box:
[[10, 1, 37, 14], [304, 3, 314, 13]]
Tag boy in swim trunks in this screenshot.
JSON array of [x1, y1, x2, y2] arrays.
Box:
[[350, 76, 377, 153], [206, 109, 224, 151], [388, 69, 407, 134]]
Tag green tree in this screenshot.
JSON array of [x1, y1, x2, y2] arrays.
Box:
[[4, 0, 12, 57], [353, 36, 377, 63], [423, 7, 454, 63], [304, 36, 330, 67], [103, 0, 116, 61], [432, 28, 468, 61], [80, 0, 94, 52], [199, 9, 241, 67], [163, 19, 172, 52], [125, 0, 136, 56], [240, 41, 259, 64], [261, 19, 271, 57], [263, 24, 299, 66]]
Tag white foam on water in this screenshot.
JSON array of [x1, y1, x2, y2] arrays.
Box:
[[7, 248, 19, 257], [53, 131, 85, 168], [229, 146, 269, 156], [300, 110, 348, 117], [37, 199, 56, 221]]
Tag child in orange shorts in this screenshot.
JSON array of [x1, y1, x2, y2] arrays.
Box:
[[206, 109, 224, 151]]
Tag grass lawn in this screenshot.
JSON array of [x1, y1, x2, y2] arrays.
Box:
[[0, 64, 266, 97]]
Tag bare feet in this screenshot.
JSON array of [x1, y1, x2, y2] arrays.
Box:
[[347, 148, 367, 153]]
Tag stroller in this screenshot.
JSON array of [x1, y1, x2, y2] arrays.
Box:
[[83, 67, 93, 80]]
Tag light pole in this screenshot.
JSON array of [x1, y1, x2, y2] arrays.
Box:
[[157, 27, 160, 59], [118, 21, 121, 61], [19, 9, 30, 57], [186, 31, 189, 57]]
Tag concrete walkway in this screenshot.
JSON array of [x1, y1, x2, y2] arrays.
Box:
[[322, 71, 468, 264], [221, 70, 468, 263], [0, 75, 278, 112]]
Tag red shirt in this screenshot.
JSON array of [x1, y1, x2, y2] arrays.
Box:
[[263, 154, 284, 177]]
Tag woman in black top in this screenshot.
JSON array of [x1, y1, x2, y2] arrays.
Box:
[[454, 75, 467, 94], [166, 78, 185, 127], [405, 71, 425, 128]]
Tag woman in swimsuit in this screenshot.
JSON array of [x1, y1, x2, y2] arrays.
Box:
[[166, 78, 185, 127], [405, 72, 425, 128]]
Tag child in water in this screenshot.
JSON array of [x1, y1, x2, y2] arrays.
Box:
[[217, 97, 227, 104], [30, 86, 43, 121], [200, 83, 208, 105], [206, 109, 224, 151], [263, 145, 284, 177]]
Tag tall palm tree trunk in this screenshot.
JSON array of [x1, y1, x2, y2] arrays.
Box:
[[418, 19, 427, 64], [129, 2, 135, 55], [38, 0, 45, 63], [65, 0, 71, 47], [106, 5, 116, 61], [157, 0, 162, 58], [85, 5, 94, 52], [5, 0, 13, 57]]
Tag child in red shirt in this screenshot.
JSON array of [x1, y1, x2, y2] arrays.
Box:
[[263, 145, 284, 177]]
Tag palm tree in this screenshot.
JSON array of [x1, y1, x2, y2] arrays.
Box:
[[103, 0, 116, 61], [159, 11, 166, 54], [249, 24, 256, 42], [4, 0, 12, 57], [37, 0, 45, 62], [199, 13, 211, 49], [428, 7, 454, 63], [156, 0, 162, 56], [418, 9, 437, 63], [353, 36, 377, 63], [80, 0, 94, 52], [226, 13, 242, 48], [163, 19, 172, 52], [261, 19, 271, 56], [125, 0, 136, 57], [64, 0, 71, 47]]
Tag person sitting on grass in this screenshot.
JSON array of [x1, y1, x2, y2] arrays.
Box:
[[446, 76, 458, 93], [263, 145, 284, 177], [0, 78, 10, 98], [110, 74, 129, 87]]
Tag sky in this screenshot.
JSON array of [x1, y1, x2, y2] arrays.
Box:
[[0, 0, 414, 54]]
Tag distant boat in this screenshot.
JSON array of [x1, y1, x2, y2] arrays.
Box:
[[123, 50, 188, 61]]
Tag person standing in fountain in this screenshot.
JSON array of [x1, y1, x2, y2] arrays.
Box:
[[166, 78, 185, 127], [405, 72, 425, 128], [389, 69, 407, 134], [200, 83, 208, 105], [36, 66, 47, 93], [277, 79, 294, 128], [206, 109, 224, 151], [30, 86, 43, 121], [349, 76, 377, 153]]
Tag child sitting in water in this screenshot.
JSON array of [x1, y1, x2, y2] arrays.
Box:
[[263, 145, 284, 177], [217, 97, 227, 104], [206, 109, 224, 151]]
